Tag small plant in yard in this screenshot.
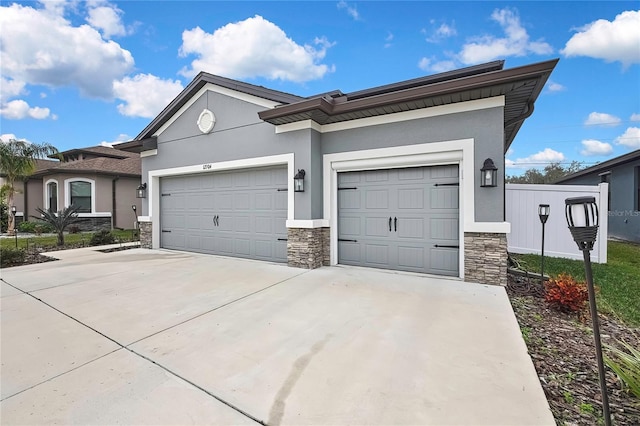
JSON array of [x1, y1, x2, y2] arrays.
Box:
[[33, 205, 81, 246], [0, 247, 25, 267], [563, 391, 574, 404], [605, 340, 640, 403], [544, 273, 589, 313], [68, 225, 81, 234], [579, 402, 595, 414], [90, 230, 116, 246]]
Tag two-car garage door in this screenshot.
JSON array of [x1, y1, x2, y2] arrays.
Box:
[[337, 165, 460, 276], [160, 166, 287, 263]]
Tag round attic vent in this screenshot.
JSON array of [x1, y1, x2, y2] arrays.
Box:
[[197, 109, 216, 134]]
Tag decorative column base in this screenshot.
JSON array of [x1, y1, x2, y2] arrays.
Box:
[[464, 232, 508, 286], [139, 221, 152, 249], [287, 227, 329, 269]]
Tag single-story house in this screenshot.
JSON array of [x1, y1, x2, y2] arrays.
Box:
[[120, 58, 558, 285], [555, 149, 640, 243], [3, 146, 142, 231]]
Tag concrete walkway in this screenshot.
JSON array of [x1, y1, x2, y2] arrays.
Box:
[[0, 247, 554, 425]]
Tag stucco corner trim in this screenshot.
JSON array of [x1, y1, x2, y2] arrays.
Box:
[[465, 221, 511, 234], [137, 216, 152, 222], [286, 219, 330, 228], [140, 149, 158, 158]]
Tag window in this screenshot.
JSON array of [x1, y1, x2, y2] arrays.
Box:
[[46, 181, 57, 211], [70, 181, 91, 213]]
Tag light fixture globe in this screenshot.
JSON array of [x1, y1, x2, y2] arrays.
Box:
[[565, 196, 599, 251]]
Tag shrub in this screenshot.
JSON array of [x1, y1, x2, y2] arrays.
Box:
[[0, 247, 26, 267], [68, 225, 81, 234], [90, 230, 116, 246], [605, 340, 640, 402], [18, 221, 54, 234], [544, 273, 589, 313], [33, 206, 81, 246], [18, 221, 37, 233]]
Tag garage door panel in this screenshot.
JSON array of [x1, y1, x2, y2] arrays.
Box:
[[338, 165, 459, 276], [160, 166, 287, 263], [397, 217, 425, 239], [398, 188, 425, 209], [397, 246, 424, 269], [430, 187, 459, 209]]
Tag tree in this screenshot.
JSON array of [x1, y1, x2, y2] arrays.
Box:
[[0, 139, 59, 234], [506, 161, 584, 184], [33, 206, 81, 246]]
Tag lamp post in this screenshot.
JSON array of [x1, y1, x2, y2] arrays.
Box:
[[10, 205, 17, 248], [131, 205, 138, 241], [538, 204, 550, 286], [565, 196, 611, 426]]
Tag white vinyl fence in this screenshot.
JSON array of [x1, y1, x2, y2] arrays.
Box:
[[506, 183, 608, 263]]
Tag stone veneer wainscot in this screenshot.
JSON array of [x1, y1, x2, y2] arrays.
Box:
[[463, 232, 508, 286]]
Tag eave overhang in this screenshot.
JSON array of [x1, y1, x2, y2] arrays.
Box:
[[259, 59, 559, 152]]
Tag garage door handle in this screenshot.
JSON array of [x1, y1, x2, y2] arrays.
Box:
[[213, 215, 219, 226], [394, 217, 397, 232], [162, 230, 171, 233], [435, 244, 459, 248], [338, 238, 357, 243], [388, 217, 392, 231]]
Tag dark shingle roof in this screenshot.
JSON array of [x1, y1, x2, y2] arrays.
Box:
[[33, 146, 140, 177], [555, 149, 640, 183]]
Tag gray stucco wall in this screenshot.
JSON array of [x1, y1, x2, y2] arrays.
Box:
[[319, 107, 505, 222], [143, 90, 505, 224], [561, 159, 640, 243]]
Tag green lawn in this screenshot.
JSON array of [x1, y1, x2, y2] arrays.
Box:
[[512, 241, 640, 326], [1, 229, 138, 250]]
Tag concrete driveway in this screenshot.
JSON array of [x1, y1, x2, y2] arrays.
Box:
[[1, 247, 554, 425]]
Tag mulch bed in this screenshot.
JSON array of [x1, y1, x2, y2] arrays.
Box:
[[2, 242, 140, 268], [507, 274, 640, 425]]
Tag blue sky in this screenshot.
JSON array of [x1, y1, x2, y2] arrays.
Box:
[[1, 1, 638, 175]]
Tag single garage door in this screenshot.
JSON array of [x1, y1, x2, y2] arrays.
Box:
[[338, 165, 459, 276], [160, 166, 287, 262]]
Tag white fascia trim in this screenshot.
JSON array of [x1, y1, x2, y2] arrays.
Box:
[[64, 177, 96, 213], [147, 153, 295, 249], [140, 149, 158, 158], [276, 96, 505, 134], [43, 178, 59, 210], [153, 83, 282, 137], [286, 219, 330, 229]]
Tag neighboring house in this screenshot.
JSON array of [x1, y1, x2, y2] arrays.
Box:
[[555, 149, 640, 243], [120, 58, 557, 286], [4, 146, 142, 231]]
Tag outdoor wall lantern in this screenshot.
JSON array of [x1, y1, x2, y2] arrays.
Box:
[[136, 183, 147, 199], [294, 169, 306, 192], [538, 204, 550, 286], [480, 158, 498, 187], [565, 196, 611, 426], [10, 205, 16, 216]]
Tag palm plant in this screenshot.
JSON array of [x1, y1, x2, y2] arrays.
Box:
[[0, 139, 59, 234], [605, 340, 640, 403], [33, 205, 81, 246]]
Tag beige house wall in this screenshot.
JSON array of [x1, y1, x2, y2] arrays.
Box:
[[114, 177, 142, 229]]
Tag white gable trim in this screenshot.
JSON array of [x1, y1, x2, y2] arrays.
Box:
[[275, 96, 505, 134], [153, 83, 282, 137]]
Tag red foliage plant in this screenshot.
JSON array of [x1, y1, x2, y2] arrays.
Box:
[[544, 273, 589, 313]]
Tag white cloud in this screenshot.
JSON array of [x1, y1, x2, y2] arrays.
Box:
[[337, 1, 360, 21], [615, 127, 640, 149], [426, 22, 457, 43], [113, 73, 183, 118], [86, 3, 127, 38], [580, 139, 613, 156], [546, 81, 566, 93], [561, 10, 640, 67], [179, 15, 335, 82], [0, 3, 134, 98], [0, 77, 26, 103], [630, 113, 640, 122], [0, 133, 29, 143], [584, 112, 622, 127], [384, 32, 393, 48], [100, 133, 132, 147], [0, 99, 51, 120], [418, 57, 457, 73], [505, 148, 565, 169], [459, 8, 553, 64]]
